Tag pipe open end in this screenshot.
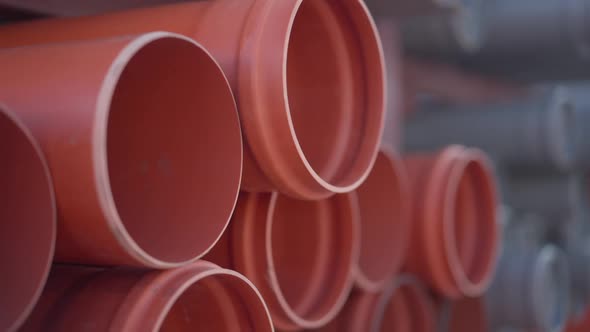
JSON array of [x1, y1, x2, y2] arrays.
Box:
[[103, 34, 242, 266], [448, 150, 499, 296], [268, 192, 359, 329], [155, 268, 273, 332], [275, 0, 385, 195], [355, 150, 410, 291], [0, 106, 56, 332]]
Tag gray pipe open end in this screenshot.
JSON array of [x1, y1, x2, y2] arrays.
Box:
[[531, 246, 570, 332], [486, 244, 570, 332], [401, 0, 483, 57]]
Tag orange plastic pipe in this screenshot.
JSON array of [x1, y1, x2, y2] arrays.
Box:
[[319, 277, 436, 332], [0, 0, 386, 200], [18, 261, 273, 332], [0, 105, 55, 332], [403, 145, 499, 298], [446, 297, 490, 332], [0, 32, 242, 268], [206, 191, 359, 331], [354, 149, 411, 292]]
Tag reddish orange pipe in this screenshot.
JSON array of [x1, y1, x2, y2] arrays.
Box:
[[446, 297, 490, 332], [0, 105, 55, 332], [319, 277, 436, 332], [567, 308, 590, 332], [403, 145, 499, 298], [0, 0, 386, 200], [18, 261, 273, 332], [206, 192, 359, 331], [0, 32, 242, 268], [354, 149, 411, 292]]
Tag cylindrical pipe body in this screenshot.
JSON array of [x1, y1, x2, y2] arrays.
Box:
[[0, 105, 56, 332], [319, 277, 436, 332], [19, 261, 273, 332], [403, 145, 499, 298], [365, 0, 460, 18], [402, 0, 590, 82], [0, 0, 386, 200], [503, 172, 586, 224], [354, 149, 411, 292], [0, 32, 243, 268], [486, 245, 570, 332], [401, 0, 483, 57], [404, 87, 577, 171], [206, 191, 359, 331]]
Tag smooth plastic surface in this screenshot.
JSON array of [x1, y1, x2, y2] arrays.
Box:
[[364, 0, 459, 17], [445, 297, 489, 332], [0, 0, 387, 200], [503, 172, 585, 224], [0, 32, 242, 268], [399, 0, 590, 82], [354, 149, 411, 292], [405, 87, 577, 171], [403, 145, 499, 298], [223, 192, 359, 330], [486, 245, 570, 332], [19, 261, 273, 332], [320, 276, 436, 332], [401, 0, 484, 56], [0, 106, 56, 332]]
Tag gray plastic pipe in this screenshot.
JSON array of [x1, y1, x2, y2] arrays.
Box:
[[486, 245, 570, 332], [404, 87, 578, 171], [402, 0, 590, 82], [568, 246, 590, 317], [567, 84, 590, 167], [401, 0, 483, 57], [364, 0, 459, 18], [502, 172, 586, 225], [377, 19, 403, 151]]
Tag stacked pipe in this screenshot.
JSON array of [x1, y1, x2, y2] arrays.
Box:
[[0, 1, 513, 331], [400, 0, 590, 82], [400, 22, 590, 332]]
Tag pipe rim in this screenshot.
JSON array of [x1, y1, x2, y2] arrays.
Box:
[[238, 0, 386, 199], [421, 146, 498, 297], [546, 86, 577, 170], [422, 145, 466, 296], [0, 105, 56, 332], [106, 261, 273, 331], [531, 245, 570, 332], [264, 192, 359, 329], [93, 32, 242, 268], [444, 148, 499, 296]]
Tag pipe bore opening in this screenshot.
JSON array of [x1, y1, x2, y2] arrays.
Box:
[[286, 0, 383, 187], [0, 109, 55, 331], [452, 165, 477, 279], [455, 158, 497, 289], [106, 36, 242, 264], [356, 152, 407, 288], [159, 274, 271, 331], [270, 194, 354, 323]]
